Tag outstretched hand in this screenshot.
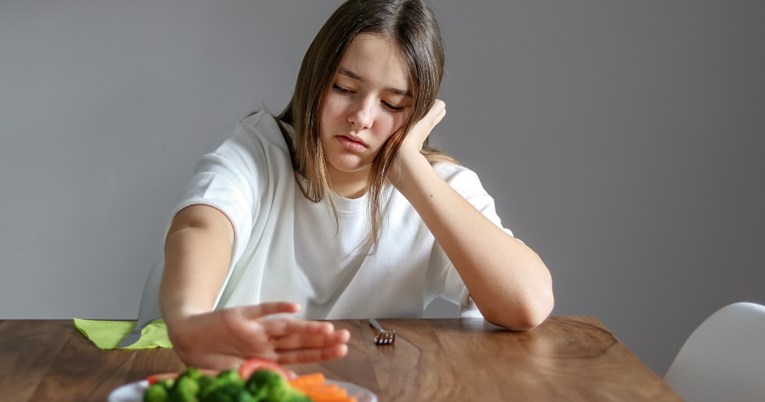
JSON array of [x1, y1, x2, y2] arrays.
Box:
[[167, 302, 350, 371]]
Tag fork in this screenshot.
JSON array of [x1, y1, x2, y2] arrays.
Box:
[[369, 319, 396, 345]]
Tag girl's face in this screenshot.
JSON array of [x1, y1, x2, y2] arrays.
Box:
[[320, 33, 413, 193]]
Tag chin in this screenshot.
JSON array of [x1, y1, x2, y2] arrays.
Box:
[[329, 157, 371, 174]]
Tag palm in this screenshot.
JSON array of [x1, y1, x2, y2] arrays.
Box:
[[168, 303, 350, 370]]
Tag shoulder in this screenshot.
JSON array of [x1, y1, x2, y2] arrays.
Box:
[[431, 162, 510, 233], [432, 162, 483, 190], [233, 111, 291, 152], [239, 110, 278, 132], [431, 161, 500, 203], [201, 111, 293, 179]]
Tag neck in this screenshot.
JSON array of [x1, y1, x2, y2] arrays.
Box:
[[328, 167, 368, 199]]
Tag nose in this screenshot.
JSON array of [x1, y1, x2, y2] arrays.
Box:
[[348, 98, 374, 130]]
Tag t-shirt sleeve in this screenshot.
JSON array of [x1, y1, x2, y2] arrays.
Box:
[[167, 113, 274, 267], [426, 162, 515, 318]]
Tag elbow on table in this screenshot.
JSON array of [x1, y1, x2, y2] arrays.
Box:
[[485, 291, 555, 331]]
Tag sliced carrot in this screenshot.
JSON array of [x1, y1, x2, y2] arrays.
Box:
[[301, 387, 350, 401], [304, 388, 346, 398], [289, 372, 326, 388], [288, 372, 360, 402], [300, 383, 343, 393]]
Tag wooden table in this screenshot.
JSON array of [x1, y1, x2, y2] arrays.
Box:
[[0, 317, 681, 401]]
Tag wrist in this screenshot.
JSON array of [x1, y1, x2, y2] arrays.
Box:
[[161, 298, 213, 328], [390, 151, 434, 197]]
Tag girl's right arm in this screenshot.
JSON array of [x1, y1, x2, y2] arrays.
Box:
[[160, 204, 350, 370], [161, 204, 234, 328]]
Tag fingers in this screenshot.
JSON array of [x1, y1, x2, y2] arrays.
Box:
[[271, 328, 351, 350], [405, 99, 446, 152], [172, 304, 352, 369], [274, 343, 349, 365], [431, 100, 446, 125], [260, 317, 335, 338], [425, 99, 445, 123], [260, 319, 350, 363], [227, 302, 303, 343], [431, 99, 445, 115], [237, 320, 349, 365], [227, 306, 348, 349]]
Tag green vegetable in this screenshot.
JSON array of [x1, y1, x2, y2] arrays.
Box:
[[246, 370, 310, 402], [247, 370, 286, 401], [197, 375, 217, 397], [143, 367, 307, 402], [144, 383, 169, 402], [159, 379, 176, 390], [169, 375, 201, 402], [216, 369, 245, 387], [200, 382, 255, 402]]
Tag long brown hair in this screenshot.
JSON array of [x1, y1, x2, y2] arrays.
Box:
[[278, 0, 455, 247]]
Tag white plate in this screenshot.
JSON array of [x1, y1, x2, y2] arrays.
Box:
[[108, 379, 377, 402]]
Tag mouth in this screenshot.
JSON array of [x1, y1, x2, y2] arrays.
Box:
[[335, 135, 368, 151]]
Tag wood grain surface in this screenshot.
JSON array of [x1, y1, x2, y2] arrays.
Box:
[[0, 317, 682, 401]]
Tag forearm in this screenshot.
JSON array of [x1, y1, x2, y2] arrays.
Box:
[[160, 205, 235, 327], [395, 156, 554, 330]]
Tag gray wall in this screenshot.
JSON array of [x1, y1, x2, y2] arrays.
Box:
[[1, 0, 763, 376]]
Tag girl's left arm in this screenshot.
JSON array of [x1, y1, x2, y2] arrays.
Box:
[[392, 100, 554, 330]]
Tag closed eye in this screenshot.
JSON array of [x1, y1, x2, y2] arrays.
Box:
[[332, 84, 353, 95], [383, 102, 406, 112]]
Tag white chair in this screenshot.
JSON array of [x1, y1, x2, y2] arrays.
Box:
[[664, 302, 765, 402], [117, 259, 164, 347]]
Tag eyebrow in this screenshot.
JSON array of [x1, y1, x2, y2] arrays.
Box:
[[338, 67, 412, 97]]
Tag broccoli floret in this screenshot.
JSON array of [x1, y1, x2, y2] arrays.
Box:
[[217, 369, 246, 387], [144, 383, 169, 402], [246, 370, 308, 402], [158, 379, 176, 390], [199, 382, 255, 402], [168, 375, 201, 402], [196, 374, 217, 398], [144, 367, 314, 402], [195, 369, 247, 401], [246, 369, 287, 401], [179, 367, 203, 381]]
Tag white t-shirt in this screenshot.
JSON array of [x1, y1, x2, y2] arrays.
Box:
[[171, 111, 513, 319]]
